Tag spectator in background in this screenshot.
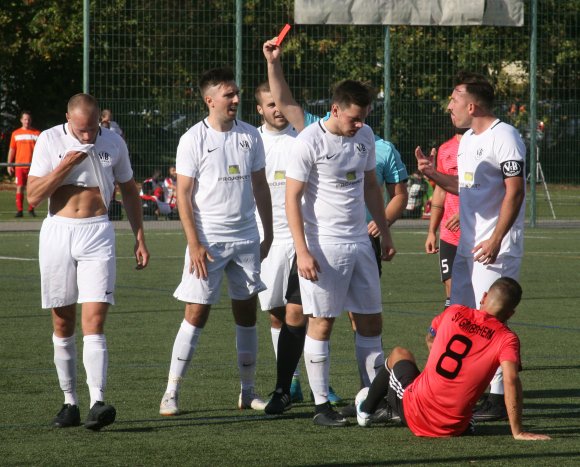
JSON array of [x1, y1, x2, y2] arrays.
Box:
[[100, 109, 124, 139], [6, 111, 41, 217], [402, 169, 428, 219], [164, 166, 177, 208]]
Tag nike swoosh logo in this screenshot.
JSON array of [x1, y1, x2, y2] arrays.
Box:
[[326, 153, 339, 160], [208, 147, 219, 153], [105, 291, 113, 295], [374, 364, 384, 370], [177, 357, 191, 362], [242, 363, 253, 367]]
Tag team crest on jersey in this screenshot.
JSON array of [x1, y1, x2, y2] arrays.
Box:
[[475, 148, 485, 160], [346, 171, 356, 181], [228, 165, 240, 175], [239, 140, 250, 151], [98, 152, 112, 167], [501, 160, 524, 178], [274, 170, 285, 180], [355, 143, 368, 156]]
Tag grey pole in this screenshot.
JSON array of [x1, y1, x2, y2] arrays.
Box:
[[383, 26, 391, 141], [83, 0, 90, 93], [529, 0, 538, 227], [236, 0, 243, 121]]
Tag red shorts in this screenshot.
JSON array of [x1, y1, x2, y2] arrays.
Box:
[[15, 167, 30, 187]]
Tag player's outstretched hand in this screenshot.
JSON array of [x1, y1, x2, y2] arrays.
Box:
[[263, 38, 281, 63], [514, 431, 551, 441], [415, 146, 436, 178]]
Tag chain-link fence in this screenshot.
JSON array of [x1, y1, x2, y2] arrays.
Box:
[[90, 0, 579, 222]]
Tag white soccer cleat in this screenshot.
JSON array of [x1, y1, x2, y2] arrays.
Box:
[[160, 391, 179, 416], [238, 388, 267, 410], [355, 387, 372, 427]]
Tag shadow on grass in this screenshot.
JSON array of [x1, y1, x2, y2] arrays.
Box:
[[108, 410, 314, 432], [309, 452, 580, 466]]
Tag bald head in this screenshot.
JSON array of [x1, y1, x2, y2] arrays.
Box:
[[68, 93, 100, 115]]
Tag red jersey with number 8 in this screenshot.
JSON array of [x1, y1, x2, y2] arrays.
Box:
[[403, 305, 520, 437]]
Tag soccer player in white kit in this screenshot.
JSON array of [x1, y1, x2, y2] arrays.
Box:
[[27, 93, 149, 430], [415, 71, 526, 422], [159, 67, 273, 416], [284, 78, 396, 427]]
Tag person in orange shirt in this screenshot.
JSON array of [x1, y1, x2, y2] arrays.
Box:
[[7, 111, 41, 217]]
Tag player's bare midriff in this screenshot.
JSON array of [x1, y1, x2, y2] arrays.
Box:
[[50, 185, 107, 218]]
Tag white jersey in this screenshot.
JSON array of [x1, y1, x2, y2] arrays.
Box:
[[256, 124, 298, 245], [30, 124, 133, 210], [457, 119, 526, 257], [286, 120, 375, 244], [176, 118, 266, 243]]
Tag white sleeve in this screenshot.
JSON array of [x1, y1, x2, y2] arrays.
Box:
[[113, 139, 134, 183], [176, 133, 198, 179], [29, 132, 53, 177], [286, 139, 313, 182], [364, 128, 376, 172], [251, 132, 266, 172]]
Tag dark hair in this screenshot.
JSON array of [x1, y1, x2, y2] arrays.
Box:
[[199, 67, 235, 97], [20, 110, 32, 119], [489, 277, 522, 310], [254, 81, 271, 105], [454, 71, 495, 110], [331, 80, 375, 109], [142, 180, 154, 195]]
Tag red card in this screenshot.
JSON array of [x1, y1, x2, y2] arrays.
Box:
[[275, 24, 291, 46]]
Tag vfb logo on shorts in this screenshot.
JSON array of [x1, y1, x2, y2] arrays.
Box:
[[501, 160, 523, 178], [355, 143, 368, 157], [239, 140, 250, 151], [98, 152, 112, 166]]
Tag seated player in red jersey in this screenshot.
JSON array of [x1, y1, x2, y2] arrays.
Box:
[[355, 277, 550, 441]]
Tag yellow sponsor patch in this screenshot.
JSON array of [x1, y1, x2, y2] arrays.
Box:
[[274, 170, 285, 180], [228, 165, 240, 175], [346, 171, 356, 181], [464, 172, 473, 182]]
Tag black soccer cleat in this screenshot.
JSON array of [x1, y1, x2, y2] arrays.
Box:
[[472, 394, 508, 422], [14, 211, 23, 218], [84, 402, 116, 431], [52, 404, 81, 428], [28, 209, 36, 217], [265, 389, 292, 415], [313, 402, 349, 427]]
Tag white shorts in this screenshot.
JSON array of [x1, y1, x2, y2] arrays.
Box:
[[299, 241, 382, 318], [450, 254, 522, 308], [174, 239, 266, 305], [257, 242, 295, 311], [39, 214, 115, 309]]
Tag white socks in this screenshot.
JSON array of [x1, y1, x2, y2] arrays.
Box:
[[166, 319, 202, 393], [53, 334, 78, 406], [304, 335, 330, 405], [236, 325, 258, 390], [355, 333, 385, 388], [270, 327, 281, 360], [83, 334, 108, 408]]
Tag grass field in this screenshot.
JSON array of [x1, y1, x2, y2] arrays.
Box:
[[1, 224, 579, 466]]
